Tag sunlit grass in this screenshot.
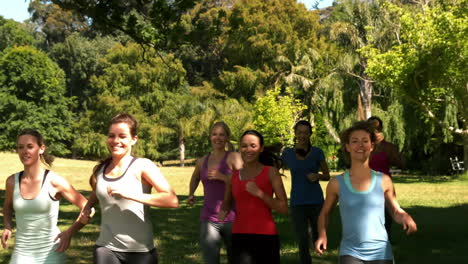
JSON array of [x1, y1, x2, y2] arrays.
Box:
[[1, 152, 467, 263]]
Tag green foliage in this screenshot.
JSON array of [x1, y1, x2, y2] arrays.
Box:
[[253, 87, 307, 146], [0, 46, 73, 155], [0, 19, 37, 51], [49, 33, 118, 110]]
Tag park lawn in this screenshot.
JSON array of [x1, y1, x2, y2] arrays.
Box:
[[0, 152, 467, 263]]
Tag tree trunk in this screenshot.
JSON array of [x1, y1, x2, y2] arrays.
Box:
[[179, 138, 185, 167], [359, 78, 373, 120], [464, 133, 468, 172]]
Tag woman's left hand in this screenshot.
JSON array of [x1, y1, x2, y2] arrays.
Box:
[[207, 169, 226, 182], [107, 185, 131, 200], [246, 181, 264, 198]]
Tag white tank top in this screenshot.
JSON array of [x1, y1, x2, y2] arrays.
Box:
[[95, 157, 154, 252]]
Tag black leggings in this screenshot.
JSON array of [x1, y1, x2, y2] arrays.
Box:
[[340, 255, 393, 264], [231, 233, 280, 264], [94, 246, 158, 264]]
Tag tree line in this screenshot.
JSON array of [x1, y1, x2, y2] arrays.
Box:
[[0, 0, 466, 173]]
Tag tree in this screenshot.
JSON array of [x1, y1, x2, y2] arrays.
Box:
[[363, 0, 468, 170], [0, 18, 37, 51], [50, 0, 198, 49], [49, 33, 118, 110], [28, 0, 90, 46], [325, 0, 396, 120], [253, 87, 307, 147], [0, 46, 73, 155]]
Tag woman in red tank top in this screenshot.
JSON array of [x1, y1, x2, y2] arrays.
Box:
[[219, 130, 288, 264]]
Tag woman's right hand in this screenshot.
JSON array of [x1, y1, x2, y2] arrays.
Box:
[[218, 209, 228, 222], [314, 235, 327, 255], [1, 229, 12, 249], [187, 195, 195, 206]]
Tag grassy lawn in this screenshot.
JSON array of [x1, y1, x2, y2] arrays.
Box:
[[1, 152, 467, 263]]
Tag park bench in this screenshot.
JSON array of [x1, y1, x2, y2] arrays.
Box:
[[449, 156, 464, 174]]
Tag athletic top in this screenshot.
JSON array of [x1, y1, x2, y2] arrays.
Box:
[[231, 166, 277, 235], [369, 141, 392, 177], [337, 170, 393, 261], [200, 152, 235, 222], [95, 157, 155, 252], [10, 170, 66, 264], [281, 147, 325, 206]]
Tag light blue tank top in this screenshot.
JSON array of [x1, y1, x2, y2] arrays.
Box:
[[337, 170, 393, 261], [10, 170, 66, 264]]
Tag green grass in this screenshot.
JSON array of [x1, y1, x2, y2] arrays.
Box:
[[1, 152, 467, 263]]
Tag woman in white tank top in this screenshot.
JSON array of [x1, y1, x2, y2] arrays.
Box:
[[80, 113, 179, 264], [1, 129, 88, 264]]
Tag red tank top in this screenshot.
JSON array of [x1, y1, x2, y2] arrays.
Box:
[[231, 166, 278, 235]]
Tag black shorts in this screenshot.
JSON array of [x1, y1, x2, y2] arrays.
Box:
[[231, 233, 280, 264]]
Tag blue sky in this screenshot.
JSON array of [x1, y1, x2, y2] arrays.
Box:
[[0, 0, 334, 22]]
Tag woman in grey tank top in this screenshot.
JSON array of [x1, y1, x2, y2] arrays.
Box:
[[2, 129, 89, 263], [80, 113, 179, 264], [314, 121, 417, 264]]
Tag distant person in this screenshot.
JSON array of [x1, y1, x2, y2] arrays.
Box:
[[219, 130, 288, 264], [2, 129, 88, 263], [315, 121, 417, 263], [187, 121, 242, 264], [80, 113, 179, 264], [367, 116, 404, 240], [281, 120, 330, 264]]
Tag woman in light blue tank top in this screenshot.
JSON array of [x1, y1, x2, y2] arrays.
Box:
[[2, 129, 88, 264], [80, 113, 179, 264], [314, 122, 417, 264], [187, 121, 242, 264]]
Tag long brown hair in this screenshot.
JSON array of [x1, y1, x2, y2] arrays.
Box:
[[17, 129, 55, 167], [89, 113, 138, 190]]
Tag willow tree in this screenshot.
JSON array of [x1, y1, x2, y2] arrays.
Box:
[[324, 0, 397, 120], [364, 0, 468, 170]]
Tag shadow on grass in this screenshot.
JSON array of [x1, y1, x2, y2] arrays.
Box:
[[1, 191, 467, 264], [391, 174, 462, 184]]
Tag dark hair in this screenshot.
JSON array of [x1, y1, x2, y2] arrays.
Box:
[[293, 120, 312, 157], [211, 121, 234, 151], [367, 116, 383, 132], [89, 113, 138, 189], [240, 130, 282, 169], [339, 121, 376, 164], [17, 129, 54, 167]]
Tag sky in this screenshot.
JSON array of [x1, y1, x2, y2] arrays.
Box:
[[0, 0, 334, 23]]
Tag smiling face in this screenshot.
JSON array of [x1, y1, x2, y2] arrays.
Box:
[[107, 122, 137, 158], [295, 124, 311, 147], [345, 130, 374, 162], [17, 135, 45, 167], [239, 134, 264, 164], [210, 125, 228, 151]]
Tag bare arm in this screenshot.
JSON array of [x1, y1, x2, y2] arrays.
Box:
[[308, 159, 331, 182], [218, 174, 233, 221], [382, 174, 417, 234], [2, 175, 14, 249], [315, 177, 339, 254], [50, 173, 88, 252], [246, 167, 288, 214], [109, 159, 179, 208], [187, 158, 203, 205]]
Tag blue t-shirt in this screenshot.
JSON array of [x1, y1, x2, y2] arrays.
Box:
[[281, 147, 325, 206]]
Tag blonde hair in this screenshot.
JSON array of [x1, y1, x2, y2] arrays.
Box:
[[211, 121, 234, 151]]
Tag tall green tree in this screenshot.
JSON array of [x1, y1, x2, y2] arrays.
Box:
[[253, 87, 307, 147], [364, 0, 468, 170], [0, 46, 73, 155], [0, 18, 37, 51]]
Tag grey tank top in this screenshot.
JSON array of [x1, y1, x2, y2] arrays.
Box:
[[95, 157, 154, 252]]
